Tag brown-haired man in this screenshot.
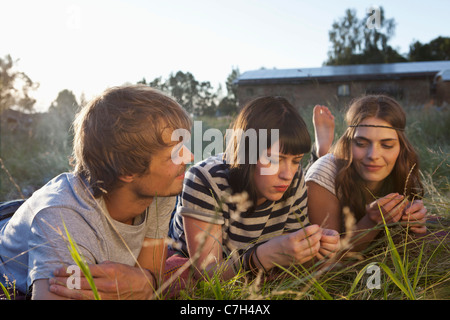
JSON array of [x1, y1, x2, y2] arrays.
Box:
[[0, 85, 192, 299]]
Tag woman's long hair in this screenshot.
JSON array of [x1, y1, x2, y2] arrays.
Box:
[[225, 96, 311, 210], [332, 95, 423, 221]]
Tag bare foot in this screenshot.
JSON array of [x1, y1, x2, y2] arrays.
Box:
[[313, 105, 335, 157]]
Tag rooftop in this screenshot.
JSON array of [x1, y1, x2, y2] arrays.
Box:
[[236, 60, 450, 84]]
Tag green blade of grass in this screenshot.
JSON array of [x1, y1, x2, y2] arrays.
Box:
[[0, 282, 11, 300], [378, 263, 412, 298], [412, 241, 425, 291], [347, 263, 371, 298], [276, 263, 333, 300], [377, 202, 417, 299], [62, 221, 101, 300]]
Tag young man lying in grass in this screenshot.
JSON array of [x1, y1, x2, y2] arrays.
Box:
[[0, 85, 193, 299]]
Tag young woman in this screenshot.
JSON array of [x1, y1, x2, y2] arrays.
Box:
[[168, 96, 340, 280], [306, 95, 427, 252]]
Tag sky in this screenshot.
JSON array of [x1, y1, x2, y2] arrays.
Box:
[[2, 0, 449, 112]]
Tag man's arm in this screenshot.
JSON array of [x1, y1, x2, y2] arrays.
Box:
[[48, 261, 155, 300]]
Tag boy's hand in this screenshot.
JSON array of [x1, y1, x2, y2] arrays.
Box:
[[49, 261, 155, 300]]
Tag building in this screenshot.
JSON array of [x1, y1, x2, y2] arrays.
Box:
[[0, 108, 35, 133], [235, 60, 450, 109], [435, 68, 450, 106]]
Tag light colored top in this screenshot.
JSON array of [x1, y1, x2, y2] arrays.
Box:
[[305, 153, 339, 196], [0, 173, 175, 294]]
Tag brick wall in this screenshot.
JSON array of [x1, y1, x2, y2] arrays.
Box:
[[237, 77, 435, 109]]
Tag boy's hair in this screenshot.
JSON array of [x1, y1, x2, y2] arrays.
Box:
[[72, 85, 191, 197]]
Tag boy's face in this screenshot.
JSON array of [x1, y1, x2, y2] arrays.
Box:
[[130, 128, 193, 199]]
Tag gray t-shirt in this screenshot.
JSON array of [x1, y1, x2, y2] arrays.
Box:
[[0, 173, 175, 294]]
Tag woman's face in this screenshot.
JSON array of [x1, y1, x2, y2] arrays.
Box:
[[351, 117, 401, 192], [253, 143, 303, 206]]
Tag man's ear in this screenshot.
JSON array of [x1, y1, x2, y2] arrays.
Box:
[[118, 175, 135, 183]]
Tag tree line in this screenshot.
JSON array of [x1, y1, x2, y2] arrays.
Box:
[[137, 67, 240, 116], [326, 7, 449, 65], [1, 6, 448, 116]]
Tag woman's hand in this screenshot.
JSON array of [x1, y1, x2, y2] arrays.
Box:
[[316, 228, 340, 260], [257, 224, 322, 269], [365, 193, 407, 225], [401, 199, 427, 234]]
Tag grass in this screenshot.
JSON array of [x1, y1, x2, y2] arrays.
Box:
[[0, 102, 449, 300], [62, 220, 101, 300], [177, 223, 449, 300]]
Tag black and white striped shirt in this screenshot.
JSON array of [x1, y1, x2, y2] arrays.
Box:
[[169, 154, 310, 257]]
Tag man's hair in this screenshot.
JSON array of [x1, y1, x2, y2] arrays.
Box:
[[72, 85, 191, 197]]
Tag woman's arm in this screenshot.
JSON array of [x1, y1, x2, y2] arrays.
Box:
[[136, 237, 167, 286], [306, 181, 399, 252], [183, 216, 237, 280], [183, 215, 326, 279], [306, 181, 341, 232]]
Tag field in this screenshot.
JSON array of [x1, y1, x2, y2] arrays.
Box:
[[0, 103, 449, 300]]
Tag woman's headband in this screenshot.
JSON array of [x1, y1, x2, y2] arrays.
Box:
[[349, 124, 405, 131]]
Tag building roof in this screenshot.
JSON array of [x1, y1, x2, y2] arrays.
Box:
[[236, 60, 450, 85], [435, 69, 450, 81]]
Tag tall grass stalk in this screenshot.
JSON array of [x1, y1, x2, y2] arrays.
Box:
[[62, 220, 101, 300], [0, 281, 11, 300], [377, 202, 416, 299]]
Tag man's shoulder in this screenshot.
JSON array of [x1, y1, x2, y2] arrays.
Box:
[[19, 172, 97, 217], [152, 195, 177, 213]]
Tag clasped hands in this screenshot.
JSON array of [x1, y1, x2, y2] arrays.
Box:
[[366, 192, 427, 234], [259, 224, 341, 270]]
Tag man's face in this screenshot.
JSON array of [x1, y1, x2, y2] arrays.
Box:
[[130, 128, 193, 199]]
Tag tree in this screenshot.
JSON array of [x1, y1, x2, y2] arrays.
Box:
[[408, 36, 450, 61], [196, 80, 217, 116], [49, 89, 79, 116], [141, 71, 218, 116], [325, 7, 407, 65], [167, 71, 199, 114], [218, 67, 240, 116], [48, 89, 80, 132], [38, 89, 79, 149], [0, 54, 39, 113]]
